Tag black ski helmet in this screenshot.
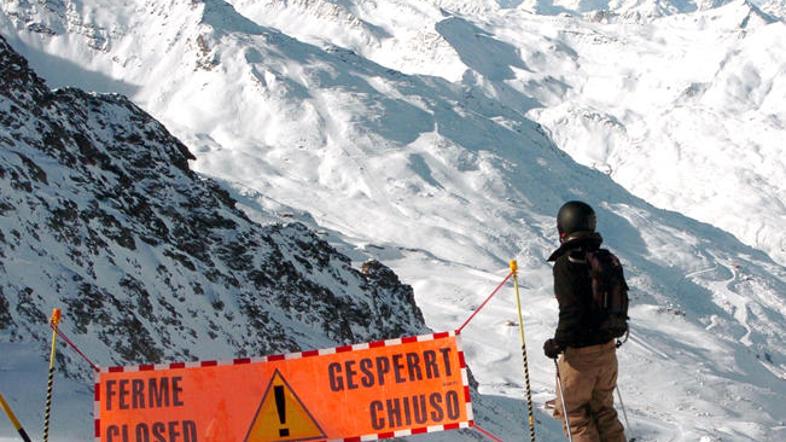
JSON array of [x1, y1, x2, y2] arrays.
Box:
[[557, 201, 596, 237]]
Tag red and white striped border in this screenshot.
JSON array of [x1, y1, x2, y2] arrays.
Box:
[[93, 331, 474, 441], [339, 420, 474, 441]]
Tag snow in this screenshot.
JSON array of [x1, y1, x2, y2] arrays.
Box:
[[2, 0, 786, 440]]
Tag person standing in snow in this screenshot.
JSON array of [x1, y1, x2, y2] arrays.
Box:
[[543, 201, 627, 442]]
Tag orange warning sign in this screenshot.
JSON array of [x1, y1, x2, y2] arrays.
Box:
[[95, 332, 473, 442]]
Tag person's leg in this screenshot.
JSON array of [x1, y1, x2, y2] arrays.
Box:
[[555, 349, 600, 442], [590, 347, 626, 442]]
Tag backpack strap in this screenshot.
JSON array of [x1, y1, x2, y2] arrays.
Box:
[[615, 328, 629, 348]]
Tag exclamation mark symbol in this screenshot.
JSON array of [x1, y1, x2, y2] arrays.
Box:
[[274, 386, 289, 438]]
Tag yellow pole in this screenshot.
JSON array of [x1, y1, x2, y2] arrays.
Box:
[[43, 308, 61, 442], [511, 260, 536, 442], [0, 393, 32, 442]]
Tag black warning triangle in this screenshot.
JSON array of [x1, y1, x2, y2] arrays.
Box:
[[245, 369, 326, 442]]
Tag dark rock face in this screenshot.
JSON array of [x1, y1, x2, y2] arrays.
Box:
[[0, 287, 13, 330], [0, 35, 427, 377], [362, 259, 425, 338]]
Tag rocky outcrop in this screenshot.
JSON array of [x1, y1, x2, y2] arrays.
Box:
[[0, 35, 427, 378]]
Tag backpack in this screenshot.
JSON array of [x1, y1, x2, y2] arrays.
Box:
[[585, 249, 630, 344]]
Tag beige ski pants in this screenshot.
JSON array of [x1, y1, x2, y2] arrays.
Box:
[[554, 340, 626, 442]]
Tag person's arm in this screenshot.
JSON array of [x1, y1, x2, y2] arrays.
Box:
[[553, 260, 582, 347]]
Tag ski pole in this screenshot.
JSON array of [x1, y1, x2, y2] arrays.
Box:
[[554, 359, 574, 442], [0, 393, 32, 442], [43, 308, 61, 442], [616, 386, 632, 441], [510, 260, 536, 442]]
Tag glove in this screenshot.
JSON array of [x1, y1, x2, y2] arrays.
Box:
[[543, 338, 562, 359]]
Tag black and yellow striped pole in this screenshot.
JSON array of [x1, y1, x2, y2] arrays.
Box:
[[43, 308, 61, 442], [0, 393, 32, 442], [511, 260, 536, 442]]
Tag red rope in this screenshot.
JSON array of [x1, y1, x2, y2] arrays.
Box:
[[48, 271, 513, 374], [455, 271, 513, 334], [50, 324, 100, 373], [474, 423, 504, 442]]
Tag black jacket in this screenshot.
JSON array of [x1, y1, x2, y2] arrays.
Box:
[[548, 231, 611, 348]]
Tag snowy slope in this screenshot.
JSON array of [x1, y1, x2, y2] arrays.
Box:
[[217, 0, 786, 267], [760, 0, 786, 16], [2, 0, 786, 441], [512, 2, 786, 267]]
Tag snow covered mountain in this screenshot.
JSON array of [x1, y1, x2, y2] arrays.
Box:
[[0, 35, 437, 439], [1, 0, 786, 441], [217, 0, 786, 267], [5, 0, 783, 266]]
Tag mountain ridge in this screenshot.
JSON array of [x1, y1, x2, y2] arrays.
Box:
[[0, 29, 425, 382]]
